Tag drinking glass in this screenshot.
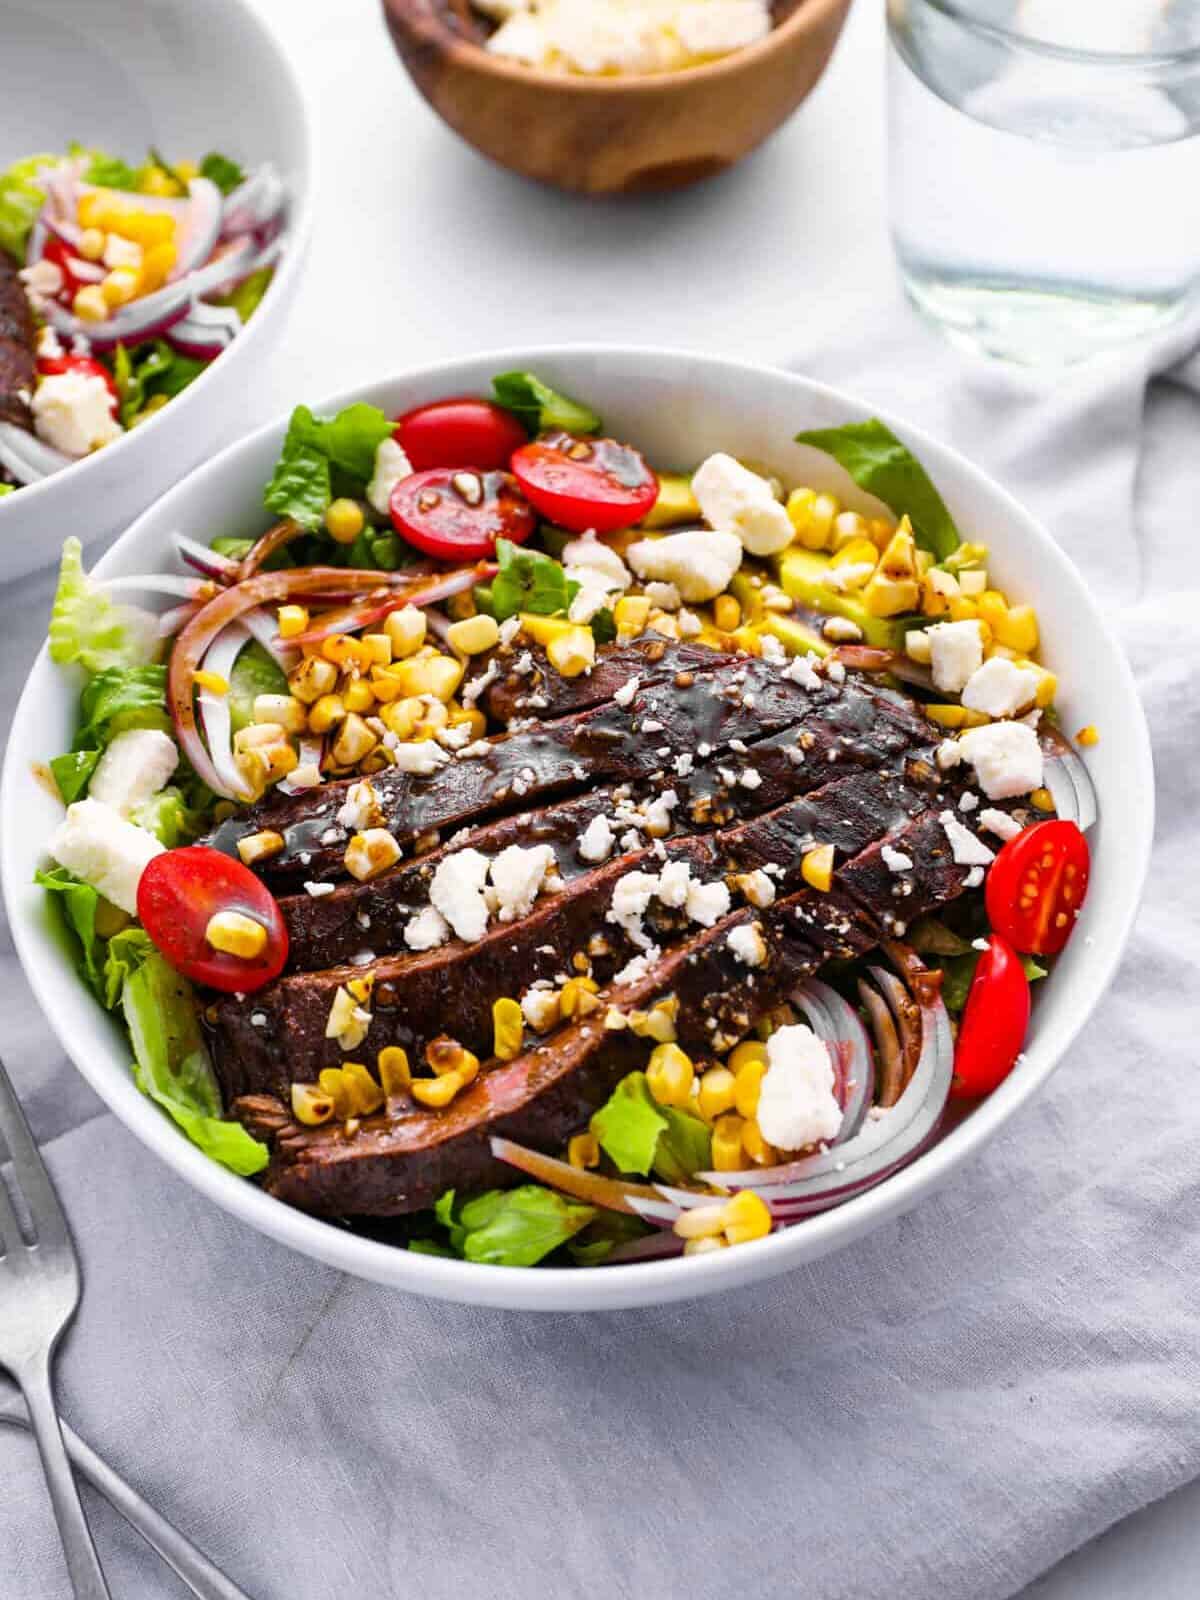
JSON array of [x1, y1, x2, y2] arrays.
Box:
[[887, 0, 1200, 364]]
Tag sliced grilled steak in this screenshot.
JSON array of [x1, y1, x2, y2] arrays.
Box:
[[0, 253, 36, 432]]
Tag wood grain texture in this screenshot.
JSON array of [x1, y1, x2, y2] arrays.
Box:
[[380, 0, 852, 194]]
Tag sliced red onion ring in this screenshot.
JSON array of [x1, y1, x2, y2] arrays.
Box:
[[196, 622, 254, 801], [290, 565, 495, 646], [602, 1231, 686, 1265], [39, 215, 82, 252], [165, 300, 242, 360], [831, 643, 935, 692], [240, 605, 300, 672], [99, 573, 212, 599], [157, 603, 198, 640], [173, 533, 239, 582], [794, 979, 875, 1141], [489, 1137, 665, 1216], [220, 165, 286, 236], [171, 178, 224, 278], [204, 232, 285, 298], [0, 421, 75, 483]]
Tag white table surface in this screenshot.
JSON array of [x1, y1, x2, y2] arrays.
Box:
[[20, 0, 1200, 1589]]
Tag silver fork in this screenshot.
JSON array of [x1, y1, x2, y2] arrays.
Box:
[[0, 1057, 109, 1598]]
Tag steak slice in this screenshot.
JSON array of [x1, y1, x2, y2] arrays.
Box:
[[0, 253, 36, 432], [259, 890, 878, 1217]]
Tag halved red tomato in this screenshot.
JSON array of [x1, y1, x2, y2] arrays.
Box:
[[510, 432, 659, 533], [985, 820, 1090, 956], [37, 353, 119, 414], [395, 398, 527, 472], [951, 934, 1031, 1099], [390, 467, 535, 561], [136, 846, 288, 993]]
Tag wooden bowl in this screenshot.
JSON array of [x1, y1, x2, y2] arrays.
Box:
[[380, 0, 852, 195]]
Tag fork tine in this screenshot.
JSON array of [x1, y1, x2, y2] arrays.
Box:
[[0, 1161, 28, 1255], [0, 1060, 72, 1254]]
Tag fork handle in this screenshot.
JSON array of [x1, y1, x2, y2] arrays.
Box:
[[20, 1357, 111, 1600]]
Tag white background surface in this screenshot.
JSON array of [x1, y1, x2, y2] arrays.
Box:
[[12, 0, 1198, 1588]]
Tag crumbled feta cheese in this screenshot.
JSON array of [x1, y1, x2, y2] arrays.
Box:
[[938, 809, 995, 868], [782, 653, 822, 691], [32, 371, 122, 457], [304, 881, 336, 898], [935, 738, 962, 772], [562, 531, 631, 589], [655, 858, 693, 908], [881, 843, 914, 873], [821, 616, 864, 643], [958, 790, 979, 812], [626, 529, 743, 603], [756, 1024, 843, 1151], [579, 813, 615, 863], [337, 779, 382, 832], [684, 877, 731, 927], [756, 633, 786, 665], [736, 868, 775, 908], [963, 866, 985, 889], [429, 849, 491, 942], [674, 752, 694, 778], [677, 609, 703, 638], [643, 581, 681, 612], [958, 721, 1044, 801], [390, 741, 451, 775], [614, 675, 640, 708], [87, 728, 178, 816], [521, 985, 561, 1031], [739, 768, 762, 790], [366, 437, 413, 516], [48, 798, 164, 914], [436, 721, 474, 751], [607, 870, 660, 949], [727, 920, 767, 967], [488, 843, 555, 922], [961, 656, 1039, 719], [691, 452, 793, 556], [614, 951, 656, 986], [641, 788, 678, 836], [927, 619, 985, 694], [21, 259, 64, 297], [979, 807, 1023, 841]]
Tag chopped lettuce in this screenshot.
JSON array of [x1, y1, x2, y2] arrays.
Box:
[[567, 1211, 650, 1265], [479, 539, 578, 622], [0, 483, 13, 498], [130, 786, 205, 848], [491, 372, 601, 436], [935, 948, 1048, 1014], [116, 935, 269, 1175], [35, 868, 108, 999], [77, 664, 171, 745], [113, 341, 206, 428], [49, 539, 161, 674], [794, 418, 961, 561], [263, 403, 395, 532], [75, 145, 139, 191], [50, 748, 102, 804], [199, 151, 245, 196], [227, 642, 287, 734], [0, 153, 55, 261], [434, 1186, 595, 1267], [217, 266, 272, 323], [590, 1071, 711, 1181]]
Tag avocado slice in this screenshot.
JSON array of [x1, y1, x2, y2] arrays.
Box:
[[640, 472, 700, 529], [761, 613, 831, 658], [776, 549, 906, 650]]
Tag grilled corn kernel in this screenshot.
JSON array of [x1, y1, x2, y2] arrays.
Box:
[[995, 603, 1039, 655], [368, 667, 404, 704], [698, 1066, 737, 1120], [975, 591, 1008, 632], [521, 987, 562, 1033], [344, 828, 401, 882], [628, 996, 679, 1043], [322, 633, 373, 672], [446, 703, 487, 741], [380, 696, 422, 738], [137, 239, 177, 291], [1030, 787, 1055, 813], [291, 1083, 335, 1126], [493, 997, 524, 1062], [343, 678, 376, 715], [546, 625, 596, 678], [683, 1236, 728, 1256], [673, 1201, 730, 1240], [646, 609, 680, 640], [727, 1039, 768, 1073], [340, 1061, 385, 1116], [905, 630, 933, 665], [411, 1070, 469, 1108], [253, 693, 307, 733], [193, 668, 229, 696], [377, 1046, 412, 1097], [947, 594, 980, 623], [646, 1043, 695, 1109], [959, 568, 988, 596], [425, 1036, 481, 1083], [568, 1132, 600, 1170], [278, 604, 309, 640], [722, 1189, 773, 1244], [101, 267, 139, 308], [925, 704, 991, 730], [204, 909, 267, 958], [77, 226, 106, 261], [447, 614, 500, 656], [733, 1057, 766, 1119], [288, 655, 338, 704], [71, 285, 110, 322], [740, 1117, 777, 1167], [330, 712, 378, 767], [711, 1114, 746, 1171], [236, 829, 284, 865], [831, 511, 872, 552], [712, 593, 741, 632], [801, 842, 835, 893], [786, 487, 839, 550], [613, 595, 651, 638], [317, 1067, 357, 1121], [518, 613, 574, 647], [384, 605, 427, 658], [138, 164, 182, 196], [361, 633, 392, 667], [325, 497, 365, 544], [307, 694, 346, 735], [1075, 724, 1099, 747], [392, 653, 464, 703]]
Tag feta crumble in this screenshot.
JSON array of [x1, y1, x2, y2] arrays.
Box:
[[756, 1024, 843, 1151]]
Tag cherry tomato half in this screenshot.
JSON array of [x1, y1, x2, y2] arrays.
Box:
[[951, 934, 1031, 1099], [395, 398, 528, 472], [985, 819, 1090, 956], [510, 431, 659, 534], [136, 846, 288, 994], [390, 467, 535, 561], [37, 353, 119, 414]]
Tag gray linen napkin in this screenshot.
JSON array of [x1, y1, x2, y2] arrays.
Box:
[[1, 305, 1198, 1600]]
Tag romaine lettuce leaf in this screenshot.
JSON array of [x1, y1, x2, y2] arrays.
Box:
[[35, 868, 107, 999], [74, 146, 139, 191], [199, 152, 245, 196], [76, 664, 170, 745], [263, 402, 395, 531], [113, 341, 206, 427], [49, 538, 162, 674], [0, 153, 54, 261], [794, 418, 961, 561], [491, 372, 601, 435], [217, 266, 272, 323], [434, 1185, 594, 1267], [130, 786, 205, 848], [50, 748, 102, 804], [479, 539, 578, 622], [591, 1071, 711, 1180]]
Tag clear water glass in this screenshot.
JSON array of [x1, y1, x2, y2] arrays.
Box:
[[887, 0, 1200, 364]]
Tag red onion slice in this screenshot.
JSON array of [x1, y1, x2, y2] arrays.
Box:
[[165, 301, 242, 361], [171, 177, 224, 278], [64, 255, 105, 284], [0, 422, 74, 484], [240, 605, 300, 672], [220, 166, 286, 236], [99, 573, 212, 600], [173, 533, 239, 582], [289, 565, 496, 646], [602, 1231, 686, 1265], [489, 1137, 665, 1216], [196, 622, 253, 800]]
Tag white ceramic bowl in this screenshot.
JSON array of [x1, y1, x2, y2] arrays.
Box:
[[0, 0, 313, 584], [1, 347, 1153, 1313]]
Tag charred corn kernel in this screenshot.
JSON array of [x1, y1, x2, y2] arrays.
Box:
[[137, 164, 182, 196], [101, 268, 139, 308], [712, 593, 741, 631], [330, 712, 378, 767], [318, 1067, 356, 1121], [346, 975, 374, 1006], [728, 1040, 768, 1073], [447, 614, 500, 656], [71, 285, 110, 322], [864, 516, 893, 551], [446, 703, 487, 740], [411, 1070, 468, 1108], [1030, 787, 1055, 813], [291, 1083, 335, 1126], [357, 748, 393, 775], [568, 1132, 600, 1169], [740, 1117, 777, 1167], [558, 976, 599, 1019], [733, 1057, 766, 1119], [362, 633, 392, 666], [1013, 658, 1057, 707], [175, 160, 199, 182], [801, 842, 835, 893], [322, 633, 373, 672], [325, 497, 365, 544], [522, 988, 562, 1033], [905, 630, 932, 665], [339, 1061, 385, 1116], [492, 997, 524, 1061], [380, 696, 422, 738], [947, 594, 980, 623], [377, 1046, 412, 1096], [613, 595, 651, 638], [192, 668, 229, 696], [266, 742, 298, 780], [863, 520, 920, 617], [925, 703, 990, 730], [959, 568, 988, 596], [647, 1043, 695, 1109], [235, 723, 284, 752], [629, 996, 679, 1043], [278, 604, 309, 639], [384, 605, 427, 657], [343, 678, 376, 715], [711, 1114, 746, 1171], [391, 653, 464, 703], [921, 567, 960, 617], [204, 909, 267, 958], [728, 625, 762, 657], [518, 612, 574, 647], [995, 603, 1039, 655], [722, 1189, 773, 1244], [647, 609, 680, 640], [1076, 724, 1099, 747], [236, 829, 284, 865], [425, 1036, 481, 1082], [787, 487, 839, 550], [344, 828, 400, 882], [288, 655, 337, 703], [368, 667, 406, 704], [251, 693, 305, 733], [307, 693, 346, 734], [77, 226, 105, 261], [137, 241, 177, 292], [830, 535, 880, 576], [673, 1201, 730, 1240], [547, 625, 596, 677], [830, 511, 870, 551], [698, 1066, 737, 1120], [975, 590, 1009, 632]]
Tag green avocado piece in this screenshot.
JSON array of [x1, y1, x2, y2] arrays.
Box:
[[640, 472, 700, 529], [761, 613, 831, 658], [776, 548, 905, 650]]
